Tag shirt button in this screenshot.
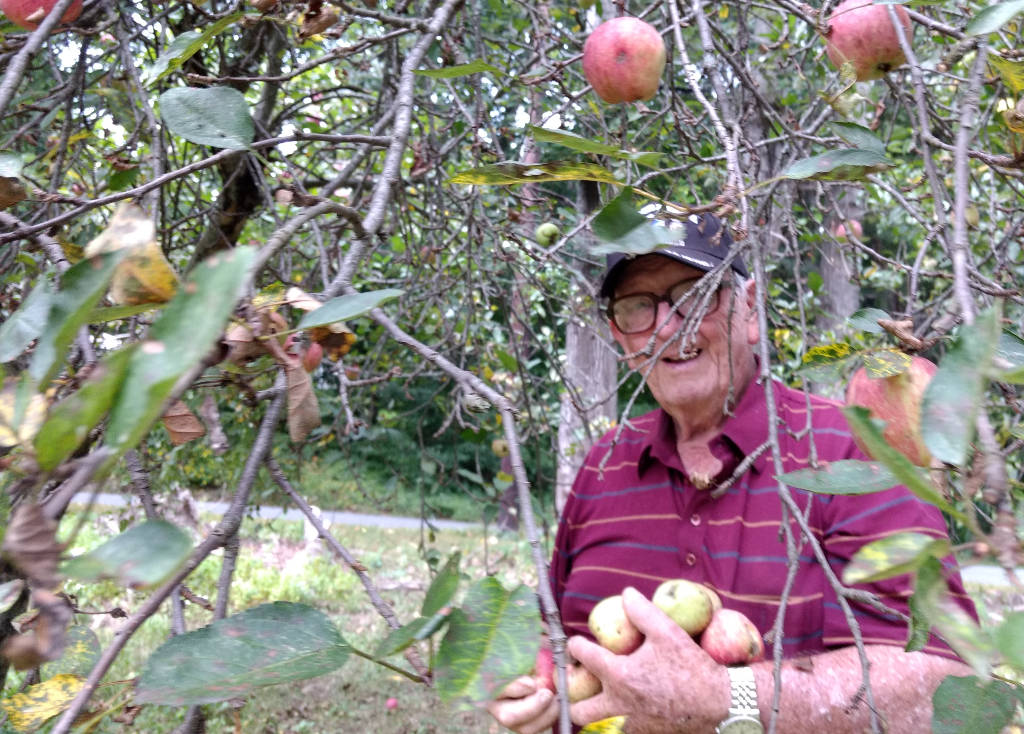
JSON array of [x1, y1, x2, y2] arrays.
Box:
[[685, 553, 697, 566], [690, 513, 701, 526]]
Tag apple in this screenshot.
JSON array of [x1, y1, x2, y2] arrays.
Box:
[[825, 0, 912, 82], [581, 17, 667, 103], [0, 0, 82, 30], [700, 608, 765, 666], [832, 218, 863, 241], [533, 647, 556, 693], [302, 342, 324, 372], [566, 662, 602, 703], [491, 438, 510, 458], [651, 579, 719, 637], [588, 595, 643, 654], [845, 355, 937, 466], [534, 222, 559, 246], [385, 696, 398, 710]]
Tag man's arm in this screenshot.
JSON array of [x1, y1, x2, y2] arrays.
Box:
[[568, 587, 969, 734]]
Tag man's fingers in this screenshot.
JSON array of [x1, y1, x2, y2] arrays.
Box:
[[567, 634, 614, 677], [497, 675, 542, 699], [621, 585, 695, 642], [486, 687, 557, 734]]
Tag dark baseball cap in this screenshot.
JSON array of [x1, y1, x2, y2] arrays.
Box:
[[599, 213, 748, 298]]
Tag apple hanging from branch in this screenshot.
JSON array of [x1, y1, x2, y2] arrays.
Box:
[[845, 354, 937, 466], [824, 0, 912, 82], [582, 16, 666, 103], [0, 0, 82, 30]]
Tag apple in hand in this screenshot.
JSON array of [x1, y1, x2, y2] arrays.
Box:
[[566, 661, 602, 703], [652, 579, 720, 637], [588, 595, 643, 654], [582, 16, 667, 103], [0, 0, 82, 30], [533, 646, 556, 693], [825, 0, 912, 82], [845, 354, 937, 466], [700, 608, 765, 665]]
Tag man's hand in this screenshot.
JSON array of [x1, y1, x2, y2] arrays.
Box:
[[486, 674, 558, 734], [568, 587, 731, 734]]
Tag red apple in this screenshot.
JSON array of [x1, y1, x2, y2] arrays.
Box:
[[825, 0, 912, 82], [845, 355, 937, 467], [0, 0, 82, 30], [302, 342, 324, 372], [581, 17, 666, 103], [652, 579, 719, 637], [588, 595, 643, 654], [832, 218, 863, 241], [700, 609, 764, 666], [566, 662, 602, 703], [533, 647, 555, 693]]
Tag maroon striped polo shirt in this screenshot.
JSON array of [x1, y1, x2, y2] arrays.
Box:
[[551, 376, 975, 660]]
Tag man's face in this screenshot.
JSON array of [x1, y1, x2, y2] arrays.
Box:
[[607, 255, 759, 428]]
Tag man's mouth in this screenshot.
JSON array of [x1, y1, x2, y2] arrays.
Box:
[[662, 348, 701, 364]]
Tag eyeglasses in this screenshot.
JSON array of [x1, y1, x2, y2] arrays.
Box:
[[606, 278, 719, 334]]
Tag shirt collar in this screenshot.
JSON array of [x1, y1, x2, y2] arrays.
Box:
[[637, 376, 771, 476]]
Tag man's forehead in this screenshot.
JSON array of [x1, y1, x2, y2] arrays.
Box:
[[613, 254, 706, 291]]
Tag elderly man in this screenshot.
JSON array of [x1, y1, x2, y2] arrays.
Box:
[[488, 214, 975, 734]]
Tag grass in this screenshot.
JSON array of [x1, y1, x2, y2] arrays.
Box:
[[3, 506, 545, 733]]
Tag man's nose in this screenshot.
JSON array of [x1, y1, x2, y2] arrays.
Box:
[[653, 299, 683, 339]]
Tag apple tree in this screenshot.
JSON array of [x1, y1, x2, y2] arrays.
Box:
[[0, 0, 1022, 732]]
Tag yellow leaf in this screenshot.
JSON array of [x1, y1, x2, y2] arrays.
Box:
[[84, 203, 178, 306], [990, 56, 1024, 95], [1, 674, 84, 732], [718, 5, 728, 19], [0, 379, 47, 449], [579, 715, 627, 734]]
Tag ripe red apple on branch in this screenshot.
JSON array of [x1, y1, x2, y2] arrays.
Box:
[[582, 16, 666, 103], [0, 0, 82, 30], [832, 218, 863, 241], [845, 354, 937, 466], [824, 0, 912, 82]]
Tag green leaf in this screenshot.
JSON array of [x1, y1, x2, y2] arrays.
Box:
[[135, 602, 351, 705], [779, 459, 900, 495], [414, 60, 501, 78], [61, 520, 192, 589], [34, 346, 135, 471], [87, 303, 162, 324], [29, 252, 127, 386], [915, 558, 994, 675], [828, 122, 886, 156], [932, 675, 1020, 734], [797, 342, 855, 382], [447, 161, 620, 186], [989, 55, 1024, 95], [842, 531, 950, 585], [434, 579, 541, 704], [422, 551, 461, 617], [0, 280, 53, 363], [905, 591, 931, 652], [589, 188, 681, 255], [105, 247, 254, 456], [847, 307, 891, 334], [921, 308, 1001, 465], [860, 348, 911, 378], [159, 86, 255, 150], [842, 406, 965, 521], [781, 148, 892, 181], [996, 329, 1024, 367], [375, 616, 432, 658], [41, 625, 100, 679], [994, 611, 1024, 669], [296, 289, 404, 330], [965, 0, 1024, 36], [528, 126, 662, 168], [142, 13, 244, 85]]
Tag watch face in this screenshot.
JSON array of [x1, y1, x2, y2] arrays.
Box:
[[720, 717, 764, 734]]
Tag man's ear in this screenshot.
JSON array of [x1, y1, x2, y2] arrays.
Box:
[[743, 279, 760, 345]]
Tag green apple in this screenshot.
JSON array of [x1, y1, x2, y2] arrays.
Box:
[[587, 595, 643, 654], [652, 579, 719, 636]]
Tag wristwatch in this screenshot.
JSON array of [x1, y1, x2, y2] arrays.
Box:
[[715, 666, 763, 733]]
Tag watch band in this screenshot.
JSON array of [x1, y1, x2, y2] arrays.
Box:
[[715, 665, 763, 733]]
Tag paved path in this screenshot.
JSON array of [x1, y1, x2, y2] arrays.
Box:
[[72, 491, 479, 532]]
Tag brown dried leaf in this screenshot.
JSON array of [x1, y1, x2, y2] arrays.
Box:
[[310, 324, 356, 361], [284, 286, 322, 312], [0, 176, 27, 210], [0, 590, 72, 670], [299, 7, 339, 38], [285, 363, 320, 442], [1, 503, 61, 590], [161, 400, 206, 446], [223, 323, 265, 365]]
